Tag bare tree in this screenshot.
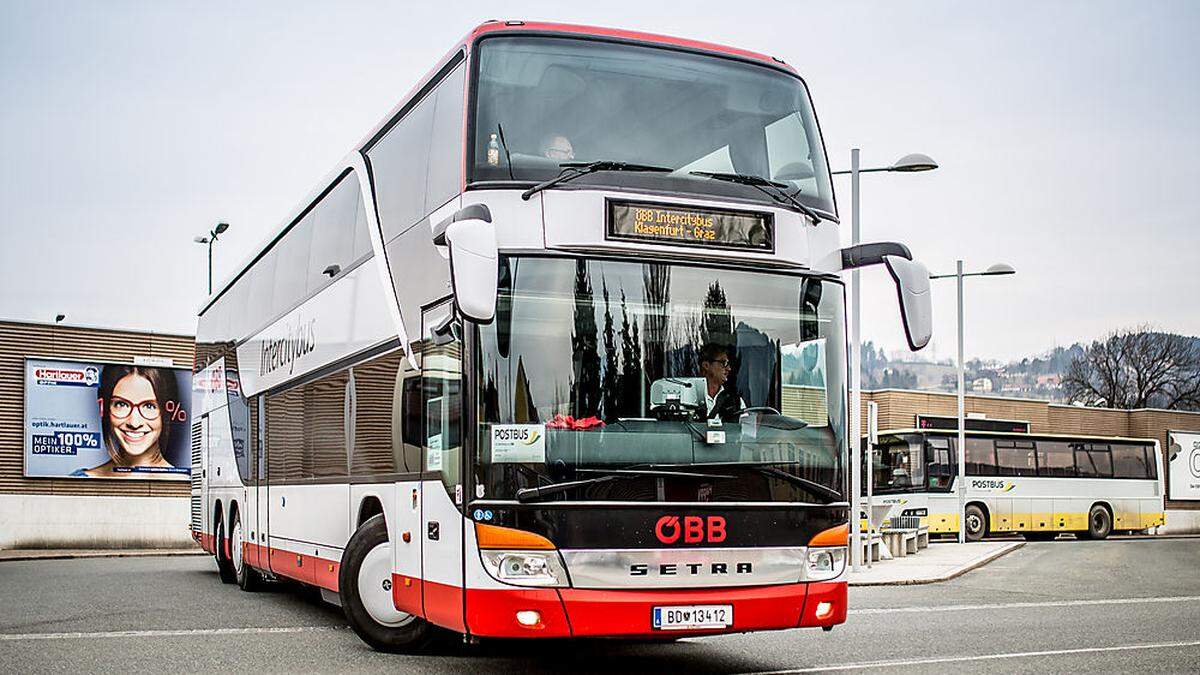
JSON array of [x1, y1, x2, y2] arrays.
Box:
[[1063, 326, 1200, 410]]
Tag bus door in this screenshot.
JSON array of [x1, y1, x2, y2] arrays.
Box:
[[419, 302, 466, 631], [197, 413, 210, 549]]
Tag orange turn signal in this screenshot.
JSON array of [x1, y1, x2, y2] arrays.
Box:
[[474, 522, 556, 550], [809, 523, 849, 548]]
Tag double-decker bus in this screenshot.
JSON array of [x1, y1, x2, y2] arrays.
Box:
[[867, 429, 1165, 541], [191, 20, 933, 651]]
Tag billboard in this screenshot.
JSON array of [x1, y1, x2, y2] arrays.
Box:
[[24, 358, 192, 480], [1168, 431, 1200, 501]]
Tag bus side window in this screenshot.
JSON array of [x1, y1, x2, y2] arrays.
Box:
[[392, 366, 424, 474], [925, 438, 953, 489], [1112, 442, 1151, 479], [1035, 441, 1075, 478], [995, 440, 1037, 477], [349, 351, 409, 476], [1075, 443, 1113, 478], [420, 345, 463, 504], [964, 437, 998, 476]]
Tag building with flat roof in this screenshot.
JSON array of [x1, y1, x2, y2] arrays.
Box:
[[0, 319, 194, 548]]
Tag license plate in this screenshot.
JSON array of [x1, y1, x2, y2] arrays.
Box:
[[652, 604, 733, 630]]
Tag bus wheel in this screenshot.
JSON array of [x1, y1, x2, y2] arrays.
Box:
[[1082, 505, 1112, 540], [339, 515, 435, 653], [232, 511, 263, 592], [214, 515, 236, 584], [964, 505, 987, 542]]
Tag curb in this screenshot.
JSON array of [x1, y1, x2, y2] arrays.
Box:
[[0, 549, 207, 563], [849, 541, 1025, 587]]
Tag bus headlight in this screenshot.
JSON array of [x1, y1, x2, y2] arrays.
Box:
[[805, 547, 846, 581], [480, 550, 569, 587]]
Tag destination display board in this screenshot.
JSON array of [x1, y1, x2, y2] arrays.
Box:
[[606, 200, 773, 252], [915, 414, 1030, 433]]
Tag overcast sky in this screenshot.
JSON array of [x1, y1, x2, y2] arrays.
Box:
[[2, 1, 1197, 362]]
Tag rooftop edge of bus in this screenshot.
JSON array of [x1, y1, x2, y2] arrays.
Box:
[[465, 19, 792, 71]]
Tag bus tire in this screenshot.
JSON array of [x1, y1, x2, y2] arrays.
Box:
[[339, 515, 435, 653], [214, 513, 236, 584], [1082, 504, 1112, 540], [232, 510, 263, 592], [964, 504, 987, 542]]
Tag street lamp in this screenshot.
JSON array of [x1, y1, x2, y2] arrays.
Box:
[[930, 261, 1016, 544], [194, 222, 230, 295], [831, 149, 938, 572]]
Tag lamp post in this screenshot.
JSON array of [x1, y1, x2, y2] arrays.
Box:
[[194, 222, 230, 295], [930, 261, 1016, 543], [831, 150, 938, 572]]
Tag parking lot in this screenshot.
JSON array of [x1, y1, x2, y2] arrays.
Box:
[[2, 538, 1198, 673]]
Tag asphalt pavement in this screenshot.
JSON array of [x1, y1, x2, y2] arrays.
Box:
[[1, 538, 1197, 673]]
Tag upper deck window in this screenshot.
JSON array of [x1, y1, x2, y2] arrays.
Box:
[[471, 36, 835, 216]]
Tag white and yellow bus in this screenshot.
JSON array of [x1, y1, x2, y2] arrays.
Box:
[[867, 429, 1164, 541]]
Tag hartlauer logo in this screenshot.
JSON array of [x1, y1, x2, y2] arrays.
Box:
[[654, 515, 726, 544]]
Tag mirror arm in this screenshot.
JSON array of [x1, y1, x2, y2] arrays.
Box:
[[840, 242, 912, 270], [433, 203, 493, 245]]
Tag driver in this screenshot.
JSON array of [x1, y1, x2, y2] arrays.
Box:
[[699, 343, 745, 422], [540, 133, 575, 161]]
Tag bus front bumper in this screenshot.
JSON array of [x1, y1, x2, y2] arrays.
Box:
[[463, 580, 847, 639]]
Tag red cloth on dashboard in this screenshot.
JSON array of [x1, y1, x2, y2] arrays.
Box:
[[546, 414, 606, 430]]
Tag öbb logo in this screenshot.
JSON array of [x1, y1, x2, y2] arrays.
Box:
[[654, 515, 726, 544]]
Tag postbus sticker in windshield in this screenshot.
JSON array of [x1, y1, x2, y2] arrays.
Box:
[[606, 200, 774, 252], [491, 424, 547, 464]]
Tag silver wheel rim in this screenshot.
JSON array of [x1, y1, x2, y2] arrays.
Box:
[[232, 519, 244, 573], [967, 514, 982, 534], [358, 542, 413, 627]]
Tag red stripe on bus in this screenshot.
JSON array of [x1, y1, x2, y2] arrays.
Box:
[[391, 574, 424, 617], [465, 586, 572, 637], [798, 581, 847, 628]]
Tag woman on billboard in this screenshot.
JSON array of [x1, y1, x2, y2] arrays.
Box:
[[74, 365, 181, 478]]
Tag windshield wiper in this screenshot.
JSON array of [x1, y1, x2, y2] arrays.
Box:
[[521, 160, 673, 201], [515, 468, 734, 503], [689, 171, 822, 225], [749, 466, 843, 503]]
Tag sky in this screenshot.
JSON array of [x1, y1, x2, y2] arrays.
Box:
[[1, 1, 1198, 362]]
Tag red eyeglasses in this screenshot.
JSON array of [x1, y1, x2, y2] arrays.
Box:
[[108, 396, 160, 420]]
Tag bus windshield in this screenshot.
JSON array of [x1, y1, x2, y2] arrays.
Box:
[[471, 36, 835, 216], [473, 257, 847, 504]]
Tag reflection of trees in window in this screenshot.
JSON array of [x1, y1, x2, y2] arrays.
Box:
[[701, 281, 734, 349], [642, 263, 671, 384], [618, 290, 644, 419], [513, 356, 539, 422], [600, 279, 620, 421], [569, 259, 601, 418], [481, 363, 501, 423], [735, 322, 777, 409]]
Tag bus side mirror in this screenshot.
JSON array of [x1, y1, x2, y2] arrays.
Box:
[[883, 255, 932, 351], [444, 219, 498, 323]]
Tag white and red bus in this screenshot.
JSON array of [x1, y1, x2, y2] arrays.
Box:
[[191, 20, 933, 651]]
